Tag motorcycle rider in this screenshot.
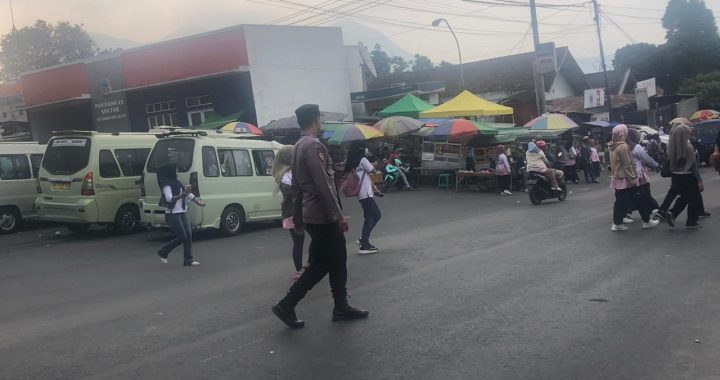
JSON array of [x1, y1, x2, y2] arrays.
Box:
[[386, 151, 414, 190], [526, 140, 563, 191]]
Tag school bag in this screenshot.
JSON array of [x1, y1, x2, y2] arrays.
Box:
[[340, 170, 366, 197]]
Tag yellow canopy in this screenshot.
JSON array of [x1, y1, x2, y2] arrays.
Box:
[[419, 90, 514, 118]]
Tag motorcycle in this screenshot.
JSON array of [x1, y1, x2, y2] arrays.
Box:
[[526, 161, 568, 205], [379, 160, 410, 193]]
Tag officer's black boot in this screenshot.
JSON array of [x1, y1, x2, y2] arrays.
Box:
[[272, 303, 305, 329], [332, 303, 369, 321]]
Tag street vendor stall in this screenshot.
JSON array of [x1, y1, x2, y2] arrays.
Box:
[[419, 91, 514, 119]]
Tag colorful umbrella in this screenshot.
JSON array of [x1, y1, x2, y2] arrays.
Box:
[[524, 113, 578, 130], [428, 119, 498, 138], [373, 116, 423, 137], [220, 121, 263, 135], [690, 110, 720, 122], [325, 123, 384, 145]]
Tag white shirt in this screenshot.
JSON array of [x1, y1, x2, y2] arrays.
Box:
[[163, 185, 195, 214], [355, 157, 375, 200], [281, 172, 292, 186]]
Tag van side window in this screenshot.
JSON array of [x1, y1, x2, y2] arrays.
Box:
[[30, 154, 43, 177], [0, 155, 31, 180], [252, 150, 275, 176], [115, 148, 150, 177], [202, 146, 219, 177], [218, 149, 252, 177], [99, 150, 121, 178]]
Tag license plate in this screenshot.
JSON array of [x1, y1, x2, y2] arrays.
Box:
[[51, 182, 71, 191]]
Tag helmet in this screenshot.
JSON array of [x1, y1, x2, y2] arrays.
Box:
[[536, 140, 547, 149]]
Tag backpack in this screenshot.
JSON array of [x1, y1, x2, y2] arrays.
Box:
[[340, 170, 366, 197]]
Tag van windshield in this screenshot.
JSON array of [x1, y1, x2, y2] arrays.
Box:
[[42, 137, 91, 175], [146, 139, 195, 173]]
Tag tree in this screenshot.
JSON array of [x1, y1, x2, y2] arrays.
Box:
[[612, 43, 662, 80], [370, 43, 393, 78], [390, 56, 409, 73], [0, 20, 99, 80], [437, 60, 454, 69], [411, 54, 433, 71], [679, 71, 720, 109]]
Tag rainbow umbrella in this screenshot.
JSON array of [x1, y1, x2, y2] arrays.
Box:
[[373, 116, 423, 137], [428, 119, 498, 138], [220, 121, 263, 135], [524, 113, 578, 130], [690, 110, 720, 122], [325, 123, 384, 145]]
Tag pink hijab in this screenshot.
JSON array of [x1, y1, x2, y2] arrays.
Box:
[[612, 124, 629, 143]]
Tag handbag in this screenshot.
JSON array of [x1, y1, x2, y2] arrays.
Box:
[[660, 158, 672, 178]]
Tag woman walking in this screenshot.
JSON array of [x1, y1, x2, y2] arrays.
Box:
[[626, 129, 662, 223], [345, 142, 381, 255], [156, 163, 205, 266], [273, 146, 307, 279], [562, 140, 579, 184], [495, 145, 512, 195], [608, 125, 656, 231], [656, 124, 703, 229], [590, 139, 602, 179]]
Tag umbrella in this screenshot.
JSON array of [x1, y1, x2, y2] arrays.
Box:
[[373, 116, 423, 137], [326, 123, 384, 145], [670, 117, 691, 126], [690, 110, 720, 122], [583, 120, 620, 128], [524, 113, 578, 130], [220, 121, 263, 135], [262, 112, 347, 132], [428, 119, 498, 138]]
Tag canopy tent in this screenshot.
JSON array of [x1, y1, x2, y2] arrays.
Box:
[[378, 94, 434, 118], [419, 90, 514, 118]]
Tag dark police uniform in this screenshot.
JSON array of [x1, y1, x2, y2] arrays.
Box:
[[277, 118, 348, 311]]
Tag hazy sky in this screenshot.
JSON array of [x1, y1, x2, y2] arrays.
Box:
[[3, 0, 720, 72]]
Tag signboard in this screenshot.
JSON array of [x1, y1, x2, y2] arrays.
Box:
[[94, 96, 128, 123], [584, 88, 606, 109], [590, 112, 610, 122], [635, 87, 650, 111], [534, 42, 557, 75], [636, 77, 657, 97]]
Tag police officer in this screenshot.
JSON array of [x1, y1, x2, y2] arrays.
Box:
[[272, 104, 369, 329]]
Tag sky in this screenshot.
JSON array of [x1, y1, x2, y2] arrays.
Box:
[[3, 0, 720, 73]]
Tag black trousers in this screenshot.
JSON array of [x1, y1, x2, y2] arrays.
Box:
[[497, 174, 511, 192], [628, 183, 659, 213], [564, 164, 578, 182], [279, 223, 348, 309], [660, 173, 701, 226], [614, 186, 652, 225], [289, 229, 306, 272]]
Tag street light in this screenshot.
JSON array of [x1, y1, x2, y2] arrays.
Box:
[[432, 18, 464, 90]]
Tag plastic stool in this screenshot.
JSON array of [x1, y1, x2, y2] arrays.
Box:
[[438, 173, 451, 189]]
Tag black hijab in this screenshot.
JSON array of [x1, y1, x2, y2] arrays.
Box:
[[157, 163, 181, 192], [345, 141, 367, 172]]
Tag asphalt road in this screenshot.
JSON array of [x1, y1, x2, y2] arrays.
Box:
[[2, 170, 720, 380]]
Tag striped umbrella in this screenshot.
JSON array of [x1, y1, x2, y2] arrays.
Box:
[[325, 123, 384, 145], [524, 113, 578, 130], [690, 110, 720, 122], [373, 116, 423, 137], [220, 121, 263, 135], [428, 119, 498, 138]]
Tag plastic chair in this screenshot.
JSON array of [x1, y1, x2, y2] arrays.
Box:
[[438, 173, 451, 190]]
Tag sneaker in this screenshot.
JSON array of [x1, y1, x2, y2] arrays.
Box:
[[666, 212, 676, 228], [503, 190, 513, 195], [642, 220, 660, 229], [332, 304, 369, 321], [359, 245, 379, 255], [623, 217, 634, 224], [183, 261, 200, 266], [272, 304, 305, 329], [157, 250, 168, 264], [611, 224, 629, 231], [592, 180, 600, 184], [652, 210, 666, 223], [686, 223, 702, 229], [700, 211, 711, 218]]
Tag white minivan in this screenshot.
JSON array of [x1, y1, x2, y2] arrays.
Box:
[[0, 142, 46, 233], [140, 130, 283, 235], [36, 131, 157, 234]]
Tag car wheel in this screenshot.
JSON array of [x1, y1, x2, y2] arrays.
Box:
[[220, 206, 244, 236], [114, 205, 140, 235], [0, 207, 20, 234]]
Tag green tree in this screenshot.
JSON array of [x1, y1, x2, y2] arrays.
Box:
[[0, 20, 99, 80], [390, 56, 409, 73], [370, 43, 393, 77], [679, 71, 720, 109], [411, 54, 433, 71], [437, 60, 454, 69]]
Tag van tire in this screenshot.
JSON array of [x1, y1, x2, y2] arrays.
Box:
[[114, 204, 140, 235], [0, 206, 20, 234], [68, 223, 91, 234], [220, 206, 244, 236]]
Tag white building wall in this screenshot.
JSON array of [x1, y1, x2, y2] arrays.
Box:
[[243, 25, 353, 127], [546, 72, 575, 100]]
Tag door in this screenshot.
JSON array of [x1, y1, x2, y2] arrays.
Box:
[[250, 149, 281, 218]]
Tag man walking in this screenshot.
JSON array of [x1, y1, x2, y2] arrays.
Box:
[[580, 136, 598, 183], [272, 104, 369, 329]]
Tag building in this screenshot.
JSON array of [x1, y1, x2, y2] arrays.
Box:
[[365, 47, 588, 124], [18, 25, 371, 142], [0, 81, 31, 141]]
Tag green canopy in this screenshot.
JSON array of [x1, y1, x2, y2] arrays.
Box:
[[378, 94, 434, 118]]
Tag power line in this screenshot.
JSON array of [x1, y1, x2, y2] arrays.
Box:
[[268, 0, 336, 25], [600, 11, 636, 44]]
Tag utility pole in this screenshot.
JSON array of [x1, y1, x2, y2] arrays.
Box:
[[9, 0, 16, 31], [592, 0, 613, 121], [529, 0, 547, 116]]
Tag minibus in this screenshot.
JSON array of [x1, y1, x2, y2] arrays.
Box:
[[0, 142, 45, 233]]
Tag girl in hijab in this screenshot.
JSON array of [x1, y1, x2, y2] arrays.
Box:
[[608, 125, 656, 231], [495, 145, 512, 195], [156, 162, 206, 266], [625, 129, 662, 222], [562, 140, 579, 184], [345, 141, 381, 255], [656, 124, 703, 229], [273, 145, 306, 279]]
